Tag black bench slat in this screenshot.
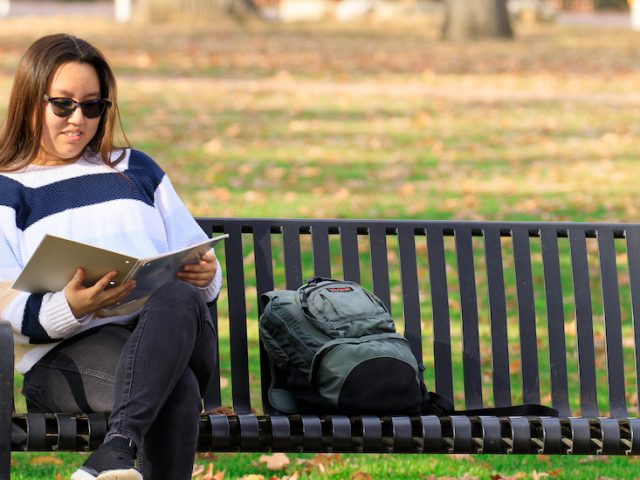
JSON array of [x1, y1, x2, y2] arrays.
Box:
[[203, 302, 222, 412], [567, 417, 591, 454], [419, 415, 443, 453], [238, 415, 260, 451], [311, 224, 332, 278], [483, 227, 511, 407], [455, 227, 483, 410], [283, 223, 303, 289], [254, 222, 275, 296], [253, 223, 276, 414], [390, 416, 412, 452], [540, 227, 571, 416], [540, 417, 563, 454], [626, 418, 640, 454], [369, 224, 392, 312], [426, 226, 454, 401], [6, 218, 640, 478], [450, 416, 474, 453], [25, 414, 46, 451], [358, 416, 383, 452], [477, 416, 502, 453], [300, 415, 323, 451], [506, 416, 531, 453], [55, 414, 77, 451], [0, 322, 12, 480], [269, 416, 292, 451], [340, 224, 361, 283], [597, 229, 627, 417], [569, 228, 599, 417], [85, 413, 108, 450], [208, 414, 232, 450], [224, 222, 252, 414], [328, 416, 351, 452], [626, 229, 640, 417], [398, 225, 423, 364], [513, 228, 541, 405], [597, 418, 622, 455]]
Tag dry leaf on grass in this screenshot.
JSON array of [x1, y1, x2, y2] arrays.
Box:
[[196, 452, 218, 460], [490, 473, 526, 480], [281, 473, 300, 480], [29, 455, 63, 466], [350, 472, 374, 480], [203, 406, 236, 416], [424, 475, 478, 480], [579, 455, 609, 464], [259, 452, 291, 470], [193, 465, 205, 477], [202, 463, 224, 480], [240, 475, 265, 480]]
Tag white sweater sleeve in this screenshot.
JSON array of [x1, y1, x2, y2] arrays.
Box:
[[153, 174, 223, 303], [0, 209, 89, 344]]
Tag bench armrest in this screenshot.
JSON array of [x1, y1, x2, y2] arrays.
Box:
[[0, 321, 14, 475], [0, 321, 13, 405]]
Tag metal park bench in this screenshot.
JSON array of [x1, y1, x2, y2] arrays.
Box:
[[3, 217, 640, 478]]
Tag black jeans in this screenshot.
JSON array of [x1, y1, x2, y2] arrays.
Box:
[[22, 281, 217, 480]]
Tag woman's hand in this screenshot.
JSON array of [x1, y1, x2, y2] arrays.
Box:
[[177, 251, 217, 288], [64, 269, 137, 318]]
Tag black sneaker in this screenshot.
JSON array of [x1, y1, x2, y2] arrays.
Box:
[[71, 435, 142, 480]]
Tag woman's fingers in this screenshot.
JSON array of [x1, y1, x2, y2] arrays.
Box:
[[65, 270, 136, 317], [177, 252, 217, 287]]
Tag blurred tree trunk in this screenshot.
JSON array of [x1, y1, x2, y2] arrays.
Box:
[[442, 0, 513, 41], [135, 0, 258, 23]]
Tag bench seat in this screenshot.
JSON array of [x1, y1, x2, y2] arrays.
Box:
[[3, 217, 640, 478]]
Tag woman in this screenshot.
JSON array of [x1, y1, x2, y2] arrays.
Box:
[[0, 34, 221, 480]]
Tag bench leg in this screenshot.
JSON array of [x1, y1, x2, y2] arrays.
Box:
[[0, 322, 14, 480]]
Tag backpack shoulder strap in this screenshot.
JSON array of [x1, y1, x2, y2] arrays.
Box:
[[454, 404, 559, 417], [423, 391, 558, 417]]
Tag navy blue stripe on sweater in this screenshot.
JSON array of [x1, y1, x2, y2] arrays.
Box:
[[22, 294, 56, 344], [0, 150, 165, 231]]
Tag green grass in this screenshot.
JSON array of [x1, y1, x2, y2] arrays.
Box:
[[3, 12, 640, 480]]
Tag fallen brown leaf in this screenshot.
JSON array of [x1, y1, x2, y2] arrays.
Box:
[[490, 474, 526, 480], [192, 464, 205, 478], [580, 455, 609, 464], [196, 452, 218, 460], [259, 452, 290, 470], [213, 471, 225, 480], [203, 406, 236, 416], [350, 472, 373, 480], [29, 456, 63, 466], [202, 463, 216, 480]]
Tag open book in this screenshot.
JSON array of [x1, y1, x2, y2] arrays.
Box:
[[13, 233, 228, 314]]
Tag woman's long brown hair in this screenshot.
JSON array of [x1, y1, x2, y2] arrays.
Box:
[[0, 33, 128, 171]]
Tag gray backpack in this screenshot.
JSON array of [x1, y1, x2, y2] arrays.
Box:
[[258, 277, 424, 415]]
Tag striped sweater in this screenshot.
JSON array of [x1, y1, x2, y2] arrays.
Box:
[[0, 148, 222, 373]]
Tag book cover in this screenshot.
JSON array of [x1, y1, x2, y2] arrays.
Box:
[[12, 233, 229, 312]]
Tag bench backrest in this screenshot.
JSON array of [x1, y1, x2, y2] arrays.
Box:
[[196, 218, 640, 419]]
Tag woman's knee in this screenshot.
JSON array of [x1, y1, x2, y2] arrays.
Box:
[[148, 280, 206, 313], [155, 279, 201, 301]]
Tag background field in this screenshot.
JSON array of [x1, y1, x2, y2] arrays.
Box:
[[2, 9, 640, 480]]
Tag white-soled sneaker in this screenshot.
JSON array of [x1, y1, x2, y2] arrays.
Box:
[[70, 436, 142, 480]]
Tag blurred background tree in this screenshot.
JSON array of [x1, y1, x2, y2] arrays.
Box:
[[442, 0, 513, 40], [134, 0, 258, 22]]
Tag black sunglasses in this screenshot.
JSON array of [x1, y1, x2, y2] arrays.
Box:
[[43, 94, 112, 119]]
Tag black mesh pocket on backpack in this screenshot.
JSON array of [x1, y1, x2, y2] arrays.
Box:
[[337, 358, 423, 415]]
